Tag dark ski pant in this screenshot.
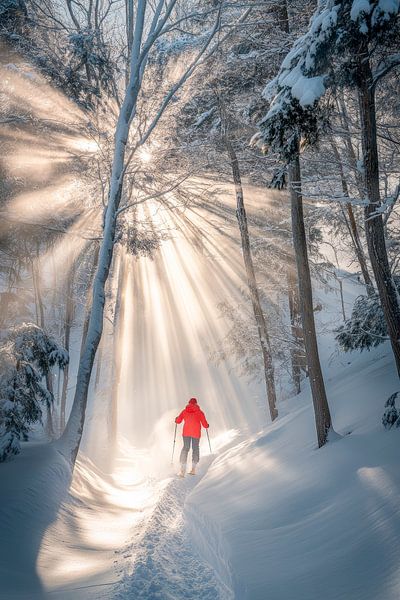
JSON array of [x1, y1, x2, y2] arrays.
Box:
[[180, 436, 200, 466]]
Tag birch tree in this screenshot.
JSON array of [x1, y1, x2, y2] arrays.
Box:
[[58, 1, 250, 465]]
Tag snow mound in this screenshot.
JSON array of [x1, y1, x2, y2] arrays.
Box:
[[115, 458, 233, 600], [186, 344, 400, 600], [0, 443, 71, 600]]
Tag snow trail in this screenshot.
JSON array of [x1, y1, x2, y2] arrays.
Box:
[[115, 458, 234, 600], [17, 436, 235, 600]]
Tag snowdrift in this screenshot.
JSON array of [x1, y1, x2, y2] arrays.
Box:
[[0, 443, 71, 600], [186, 343, 400, 600]]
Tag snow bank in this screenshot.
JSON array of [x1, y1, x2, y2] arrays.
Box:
[[0, 438, 167, 600], [185, 275, 400, 599], [115, 459, 233, 600], [186, 340, 400, 600], [0, 443, 71, 600]]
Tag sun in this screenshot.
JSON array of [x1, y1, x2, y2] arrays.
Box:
[[139, 148, 152, 163]]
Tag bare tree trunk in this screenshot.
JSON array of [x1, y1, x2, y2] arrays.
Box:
[[272, 1, 289, 33], [60, 262, 76, 432], [279, 0, 307, 394], [58, 0, 148, 464], [32, 248, 55, 438], [32, 260, 45, 329], [125, 0, 134, 88], [80, 243, 100, 355], [225, 135, 278, 421], [288, 149, 333, 447], [286, 267, 306, 394], [330, 140, 374, 293], [109, 254, 127, 451], [337, 94, 365, 199], [357, 44, 400, 377]]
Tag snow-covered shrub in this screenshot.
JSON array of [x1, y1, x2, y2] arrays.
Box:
[[336, 276, 400, 351], [382, 392, 400, 429], [335, 293, 387, 351], [0, 323, 68, 462]]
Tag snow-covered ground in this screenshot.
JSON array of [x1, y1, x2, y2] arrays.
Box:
[[2, 279, 400, 600], [2, 34, 400, 600], [1, 171, 400, 599], [188, 345, 400, 600], [0, 428, 234, 599]]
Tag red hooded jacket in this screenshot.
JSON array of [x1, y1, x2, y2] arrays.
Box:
[[175, 400, 209, 438]]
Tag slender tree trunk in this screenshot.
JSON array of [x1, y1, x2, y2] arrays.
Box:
[[59, 0, 148, 464], [288, 149, 333, 447], [330, 140, 374, 293], [357, 45, 400, 377], [45, 373, 55, 439], [337, 93, 365, 199], [125, 0, 134, 88], [225, 135, 278, 421], [80, 243, 100, 355], [94, 337, 104, 391], [345, 203, 373, 291], [32, 259, 45, 329], [109, 254, 127, 451], [279, 0, 307, 393], [32, 249, 54, 438], [60, 262, 76, 432], [59, 187, 123, 463], [286, 267, 306, 394], [272, 1, 289, 33]]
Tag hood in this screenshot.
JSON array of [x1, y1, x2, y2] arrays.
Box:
[[186, 403, 200, 413]]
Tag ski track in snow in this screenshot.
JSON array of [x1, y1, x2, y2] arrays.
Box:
[[114, 460, 233, 600]]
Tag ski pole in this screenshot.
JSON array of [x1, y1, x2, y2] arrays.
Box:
[[206, 428, 212, 454], [171, 423, 177, 464]]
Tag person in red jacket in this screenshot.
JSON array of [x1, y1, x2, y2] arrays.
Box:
[[175, 397, 209, 477]]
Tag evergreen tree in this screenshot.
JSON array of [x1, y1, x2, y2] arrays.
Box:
[[256, 1, 337, 447], [258, 0, 400, 375], [0, 323, 68, 461]]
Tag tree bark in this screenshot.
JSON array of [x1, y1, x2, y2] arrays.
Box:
[[357, 44, 400, 377], [286, 266, 306, 394], [225, 135, 278, 421], [337, 93, 365, 199], [272, 1, 289, 34], [109, 254, 127, 451], [277, 0, 307, 394], [60, 261, 76, 432], [32, 249, 54, 438], [330, 139, 374, 293], [79, 243, 100, 355], [288, 149, 333, 447]]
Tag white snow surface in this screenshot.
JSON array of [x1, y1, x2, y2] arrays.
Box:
[[1, 183, 400, 599], [351, 0, 399, 31], [350, 0, 373, 20], [188, 348, 400, 599], [2, 279, 400, 599], [184, 278, 400, 599]]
